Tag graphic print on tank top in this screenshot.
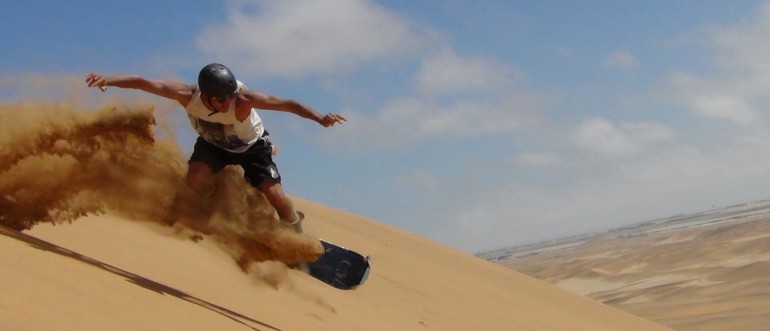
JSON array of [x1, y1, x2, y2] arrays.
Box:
[[190, 117, 249, 151]]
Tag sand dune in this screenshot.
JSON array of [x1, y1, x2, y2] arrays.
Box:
[[0, 102, 671, 330], [0, 198, 671, 331], [497, 204, 770, 331]]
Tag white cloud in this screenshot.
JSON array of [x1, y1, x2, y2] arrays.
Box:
[[440, 3, 770, 250], [692, 94, 760, 125], [196, 0, 421, 77], [601, 50, 638, 70], [323, 48, 547, 149], [368, 1, 770, 252], [369, 91, 545, 143], [573, 118, 635, 156], [710, 1, 770, 73], [416, 48, 521, 96], [434, 130, 770, 252], [572, 118, 676, 157], [666, 2, 770, 127]]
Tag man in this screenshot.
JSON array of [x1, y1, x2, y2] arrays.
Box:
[[86, 63, 346, 233]]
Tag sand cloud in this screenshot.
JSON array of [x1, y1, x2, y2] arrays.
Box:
[[0, 101, 321, 277]]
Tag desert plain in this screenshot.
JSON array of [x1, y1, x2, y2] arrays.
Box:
[[490, 200, 770, 331]]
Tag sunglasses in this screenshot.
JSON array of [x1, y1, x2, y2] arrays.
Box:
[[205, 93, 236, 106], [202, 89, 234, 101]]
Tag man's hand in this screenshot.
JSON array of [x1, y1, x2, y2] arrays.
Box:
[[85, 72, 108, 92], [320, 113, 347, 127]]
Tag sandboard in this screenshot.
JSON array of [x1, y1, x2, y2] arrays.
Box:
[[305, 239, 370, 290]]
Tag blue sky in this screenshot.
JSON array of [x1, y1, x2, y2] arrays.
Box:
[[4, 0, 770, 253]]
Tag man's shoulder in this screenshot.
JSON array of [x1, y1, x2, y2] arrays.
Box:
[[173, 83, 198, 107]]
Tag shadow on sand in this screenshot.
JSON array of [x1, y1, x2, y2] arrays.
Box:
[[0, 226, 282, 331]]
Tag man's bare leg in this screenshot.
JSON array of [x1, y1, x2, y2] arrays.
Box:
[[258, 180, 302, 233], [258, 180, 326, 265], [165, 161, 217, 230], [186, 162, 217, 197]]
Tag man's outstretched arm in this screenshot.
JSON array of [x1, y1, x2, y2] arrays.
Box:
[[239, 90, 347, 127], [86, 73, 195, 106]]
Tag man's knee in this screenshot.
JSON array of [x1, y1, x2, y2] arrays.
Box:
[[186, 162, 215, 196], [258, 180, 283, 197]]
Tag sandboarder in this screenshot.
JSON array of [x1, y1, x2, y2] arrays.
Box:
[[85, 63, 346, 234]]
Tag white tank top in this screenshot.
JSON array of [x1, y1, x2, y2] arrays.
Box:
[[185, 81, 265, 153]]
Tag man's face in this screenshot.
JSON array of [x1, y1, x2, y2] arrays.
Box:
[[202, 94, 233, 113]]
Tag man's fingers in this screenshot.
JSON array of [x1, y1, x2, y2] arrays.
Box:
[[326, 114, 347, 126], [86, 73, 107, 92]]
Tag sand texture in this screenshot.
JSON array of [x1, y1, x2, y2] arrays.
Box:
[[0, 197, 677, 330]]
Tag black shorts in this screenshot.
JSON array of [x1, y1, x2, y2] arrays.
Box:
[[189, 136, 281, 187]]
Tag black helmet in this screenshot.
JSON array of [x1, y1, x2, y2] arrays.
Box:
[[198, 63, 237, 97]]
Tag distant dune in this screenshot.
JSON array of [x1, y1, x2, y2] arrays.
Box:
[[491, 201, 770, 331]]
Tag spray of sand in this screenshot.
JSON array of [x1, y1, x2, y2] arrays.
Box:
[[0, 101, 322, 275]]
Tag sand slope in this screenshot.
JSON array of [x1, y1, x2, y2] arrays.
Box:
[[0, 197, 670, 331]]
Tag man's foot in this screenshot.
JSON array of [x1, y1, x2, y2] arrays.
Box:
[[280, 210, 305, 234], [289, 239, 325, 270]]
